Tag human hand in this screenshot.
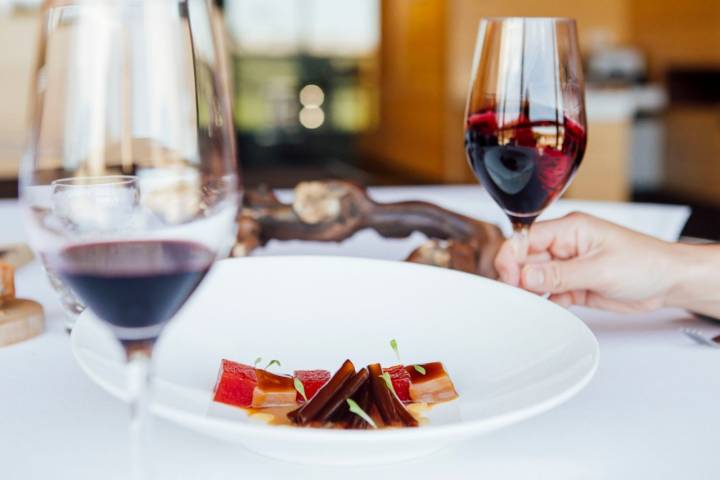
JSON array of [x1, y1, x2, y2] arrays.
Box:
[[494, 212, 678, 312]]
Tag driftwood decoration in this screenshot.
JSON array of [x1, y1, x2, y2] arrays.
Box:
[[234, 181, 504, 279]]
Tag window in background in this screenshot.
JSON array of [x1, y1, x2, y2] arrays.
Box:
[[223, 0, 380, 184]]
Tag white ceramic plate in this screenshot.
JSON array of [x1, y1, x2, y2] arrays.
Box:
[[71, 256, 598, 465]]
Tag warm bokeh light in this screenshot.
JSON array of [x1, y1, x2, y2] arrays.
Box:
[[299, 106, 325, 129], [299, 84, 325, 107]]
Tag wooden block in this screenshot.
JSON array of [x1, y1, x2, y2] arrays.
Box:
[[0, 299, 44, 347], [0, 244, 34, 269], [0, 262, 15, 306]]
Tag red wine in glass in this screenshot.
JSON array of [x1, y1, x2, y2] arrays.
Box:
[[57, 240, 215, 343], [464, 17, 587, 259], [465, 106, 587, 226]]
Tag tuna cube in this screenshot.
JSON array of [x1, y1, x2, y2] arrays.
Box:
[[213, 359, 257, 408], [293, 369, 331, 403], [383, 365, 411, 402]]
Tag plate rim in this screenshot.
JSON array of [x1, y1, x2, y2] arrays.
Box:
[[71, 255, 600, 442]]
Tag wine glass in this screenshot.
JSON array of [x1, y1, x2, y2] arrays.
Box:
[[464, 17, 587, 260], [20, 1, 239, 478]]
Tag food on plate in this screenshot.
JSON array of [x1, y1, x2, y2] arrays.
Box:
[[383, 364, 411, 403], [213, 359, 257, 407], [290, 364, 370, 425], [407, 362, 458, 403], [287, 359, 356, 424], [212, 354, 458, 429], [252, 369, 296, 408], [294, 369, 332, 403]]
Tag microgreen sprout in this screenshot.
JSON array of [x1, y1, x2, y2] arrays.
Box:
[[390, 338, 401, 362], [265, 359, 281, 370], [294, 377, 308, 402], [346, 399, 377, 429], [379, 371, 397, 396]]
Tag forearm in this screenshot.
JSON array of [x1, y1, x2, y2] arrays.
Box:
[[664, 243, 720, 317]]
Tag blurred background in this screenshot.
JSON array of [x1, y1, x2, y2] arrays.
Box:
[[1, 0, 719, 235]]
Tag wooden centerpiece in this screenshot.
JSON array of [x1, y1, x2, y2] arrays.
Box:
[[235, 181, 504, 278]]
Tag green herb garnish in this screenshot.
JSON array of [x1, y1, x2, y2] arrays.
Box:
[[346, 398, 377, 429], [413, 365, 426, 375], [265, 359, 281, 370], [294, 377, 308, 402], [379, 371, 396, 396], [253, 357, 262, 367], [390, 338, 400, 362]]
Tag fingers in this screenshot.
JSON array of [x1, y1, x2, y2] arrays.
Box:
[[526, 252, 552, 264], [494, 239, 520, 286], [495, 243, 550, 286], [548, 290, 660, 313], [549, 292, 573, 307], [526, 212, 596, 259], [496, 212, 599, 288], [549, 290, 587, 307], [520, 258, 597, 294]]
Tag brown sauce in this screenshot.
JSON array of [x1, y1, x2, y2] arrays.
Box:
[[255, 369, 294, 392], [246, 406, 295, 426], [407, 362, 447, 383]]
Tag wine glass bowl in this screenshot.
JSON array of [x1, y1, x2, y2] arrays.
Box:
[[21, 0, 239, 339], [464, 17, 587, 257]]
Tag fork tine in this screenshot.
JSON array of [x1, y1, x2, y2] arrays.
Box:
[[682, 329, 706, 344], [683, 329, 706, 345], [682, 328, 720, 348]]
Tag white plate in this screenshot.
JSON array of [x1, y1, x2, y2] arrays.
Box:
[[71, 256, 599, 465]]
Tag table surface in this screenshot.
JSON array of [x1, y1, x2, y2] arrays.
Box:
[[2, 186, 716, 480]]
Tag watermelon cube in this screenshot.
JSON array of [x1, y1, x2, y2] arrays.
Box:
[[213, 359, 257, 408], [293, 369, 331, 403], [384, 364, 411, 402]]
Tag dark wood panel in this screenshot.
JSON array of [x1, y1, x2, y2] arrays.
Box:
[[0, 179, 17, 199]]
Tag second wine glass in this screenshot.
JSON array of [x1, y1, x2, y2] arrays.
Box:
[[464, 17, 587, 260]]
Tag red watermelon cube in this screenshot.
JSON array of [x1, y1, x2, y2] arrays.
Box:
[[293, 370, 331, 403], [384, 364, 411, 402], [213, 359, 257, 408]]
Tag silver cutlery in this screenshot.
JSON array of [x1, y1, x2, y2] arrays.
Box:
[[682, 328, 720, 349]]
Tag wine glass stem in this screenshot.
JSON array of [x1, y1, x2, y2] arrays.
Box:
[[511, 223, 531, 263], [126, 344, 153, 480]]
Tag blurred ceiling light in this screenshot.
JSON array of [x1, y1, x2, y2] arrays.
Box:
[[299, 106, 324, 129], [299, 84, 324, 107]]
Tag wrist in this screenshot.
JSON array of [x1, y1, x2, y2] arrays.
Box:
[[663, 243, 720, 315]]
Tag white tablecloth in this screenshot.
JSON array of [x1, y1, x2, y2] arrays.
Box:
[[4, 186, 717, 480]]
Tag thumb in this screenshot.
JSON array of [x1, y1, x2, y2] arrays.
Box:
[[520, 258, 596, 294]]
